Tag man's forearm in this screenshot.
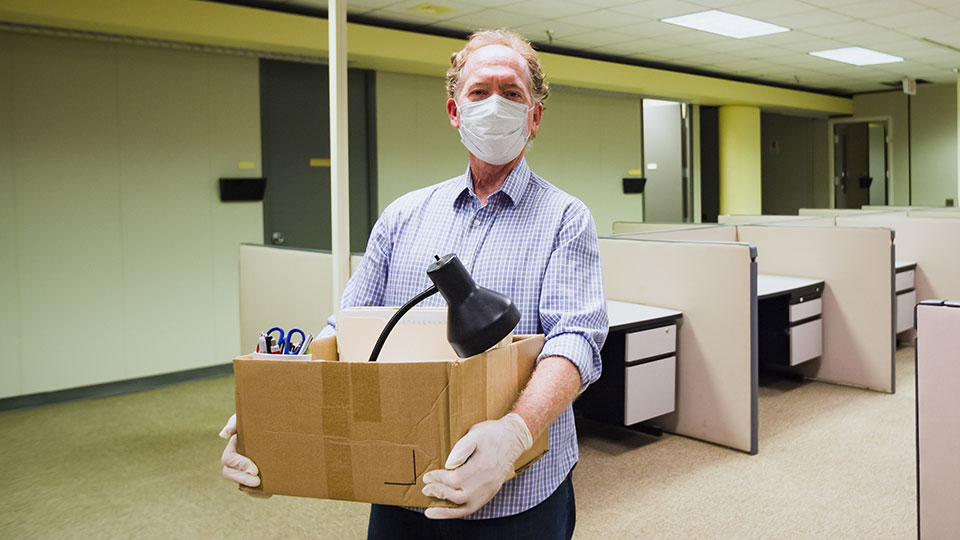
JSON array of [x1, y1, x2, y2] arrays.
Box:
[[511, 355, 583, 438]]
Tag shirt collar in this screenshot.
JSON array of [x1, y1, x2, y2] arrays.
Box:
[[455, 157, 531, 208]]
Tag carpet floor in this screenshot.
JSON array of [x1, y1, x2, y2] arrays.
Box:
[[1, 347, 916, 539]]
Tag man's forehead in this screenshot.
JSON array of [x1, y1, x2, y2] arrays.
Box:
[[461, 44, 529, 83]]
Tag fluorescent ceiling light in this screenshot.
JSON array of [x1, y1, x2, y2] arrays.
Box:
[[809, 47, 903, 66], [661, 10, 789, 39]]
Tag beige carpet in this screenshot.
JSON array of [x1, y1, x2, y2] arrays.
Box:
[[1, 348, 917, 539]]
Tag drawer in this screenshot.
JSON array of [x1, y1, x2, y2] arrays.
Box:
[[896, 269, 915, 293], [790, 319, 822, 366], [624, 356, 676, 425], [897, 289, 917, 333], [789, 298, 822, 323], [625, 324, 676, 362]]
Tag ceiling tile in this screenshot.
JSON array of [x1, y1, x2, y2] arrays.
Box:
[[725, 0, 814, 19], [511, 19, 596, 43], [901, 21, 960, 40], [375, 0, 485, 20], [441, 8, 542, 29], [591, 37, 678, 55], [766, 10, 853, 29], [798, 0, 862, 7], [913, 0, 960, 6], [554, 30, 647, 48], [829, 0, 926, 18], [842, 30, 917, 47], [728, 46, 798, 59], [614, 20, 690, 38], [686, 0, 759, 7], [868, 9, 948, 28], [454, 0, 517, 6], [780, 38, 850, 53], [550, 8, 648, 29], [652, 45, 716, 60], [608, 0, 705, 20], [499, 0, 594, 19], [746, 29, 823, 45], [566, 0, 637, 8], [804, 21, 888, 39]]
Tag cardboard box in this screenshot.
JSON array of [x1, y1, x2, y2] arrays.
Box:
[[233, 334, 548, 507]]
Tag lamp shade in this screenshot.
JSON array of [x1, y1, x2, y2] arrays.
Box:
[[427, 253, 521, 358]]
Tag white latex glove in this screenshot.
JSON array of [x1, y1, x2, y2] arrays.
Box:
[[219, 414, 271, 498], [421, 412, 533, 519]]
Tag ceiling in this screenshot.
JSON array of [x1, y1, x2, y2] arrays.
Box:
[[223, 0, 960, 95]]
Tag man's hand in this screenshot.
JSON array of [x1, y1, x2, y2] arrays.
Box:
[[219, 414, 271, 498], [421, 413, 533, 519]]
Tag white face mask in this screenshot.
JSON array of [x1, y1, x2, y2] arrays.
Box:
[[456, 94, 530, 166]]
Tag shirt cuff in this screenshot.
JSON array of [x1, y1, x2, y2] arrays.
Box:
[[538, 332, 601, 389]]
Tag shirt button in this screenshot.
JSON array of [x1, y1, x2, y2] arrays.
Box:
[[473, 219, 481, 226]]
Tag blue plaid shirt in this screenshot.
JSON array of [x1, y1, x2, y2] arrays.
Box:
[[322, 158, 607, 519]]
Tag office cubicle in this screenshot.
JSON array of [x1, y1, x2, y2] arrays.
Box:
[[600, 236, 758, 454], [915, 300, 960, 539], [238, 244, 363, 354], [612, 221, 713, 234], [835, 215, 960, 308], [617, 224, 896, 393]]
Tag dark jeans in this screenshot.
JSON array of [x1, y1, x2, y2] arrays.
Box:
[[367, 471, 576, 540]]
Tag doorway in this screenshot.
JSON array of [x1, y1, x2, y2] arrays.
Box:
[[259, 59, 377, 252], [828, 118, 890, 209], [642, 99, 694, 222]]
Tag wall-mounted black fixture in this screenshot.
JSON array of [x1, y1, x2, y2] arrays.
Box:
[[622, 177, 647, 194], [858, 176, 873, 189], [219, 177, 266, 202]]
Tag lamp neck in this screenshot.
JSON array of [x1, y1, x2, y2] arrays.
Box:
[[366, 285, 439, 362]]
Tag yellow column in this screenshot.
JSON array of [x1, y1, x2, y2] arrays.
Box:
[[719, 105, 762, 215]]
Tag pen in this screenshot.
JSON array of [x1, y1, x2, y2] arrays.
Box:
[[299, 333, 313, 355]]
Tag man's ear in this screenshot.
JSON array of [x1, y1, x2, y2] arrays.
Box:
[[447, 98, 460, 129], [528, 101, 543, 136]]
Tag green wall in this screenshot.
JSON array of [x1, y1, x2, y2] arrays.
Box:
[[853, 85, 958, 207], [910, 84, 958, 206], [375, 72, 644, 234], [0, 31, 262, 397]]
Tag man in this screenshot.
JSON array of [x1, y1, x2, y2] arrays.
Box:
[[221, 29, 607, 539]]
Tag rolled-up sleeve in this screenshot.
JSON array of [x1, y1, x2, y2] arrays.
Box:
[[537, 206, 608, 389], [317, 210, 393, 338]]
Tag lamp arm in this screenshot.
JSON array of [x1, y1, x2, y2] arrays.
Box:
[[367, 284, 440, 362]]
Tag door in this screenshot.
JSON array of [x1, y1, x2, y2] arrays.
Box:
[[259, 60, 376, 251], [642, 99, 686, 222], [834, 123, 871, 209]]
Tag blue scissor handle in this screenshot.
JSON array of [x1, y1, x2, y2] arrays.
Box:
[[265, 327, 286, 353], [284, 328, 307, 355]]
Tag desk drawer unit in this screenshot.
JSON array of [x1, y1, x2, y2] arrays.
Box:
[[790, 319, 822, 366], [625, 356, 676, 425], [625, 325, 676, 362], [622, 325, 677, 424], [789, 297, 822, 365], [897, 289, 917, 333], [896, 269, 915, 293]]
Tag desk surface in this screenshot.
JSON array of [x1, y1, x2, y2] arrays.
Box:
[[607, 300, 682, 331], [757, 274, 825, 300], [896, 260, 917, 272]]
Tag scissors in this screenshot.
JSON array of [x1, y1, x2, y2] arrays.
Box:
[[265, 327, 308, 355]]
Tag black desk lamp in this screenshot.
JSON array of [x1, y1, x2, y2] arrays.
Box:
[[367, 253, 521, 362]]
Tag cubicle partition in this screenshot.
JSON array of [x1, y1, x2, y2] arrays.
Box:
[[718, 215, 836, 227], [798, 208, 906, 218], [238, 244, 363, 354], [616, 223, 896, 392], [915, 300, 960, 539], [600, 237, 758, 454], [836, 216, 960, 306], [614, 225, 737, 242], [736, 225, 895, 392], [908, 208, 960, 219], [612, 221, 718, 234]]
